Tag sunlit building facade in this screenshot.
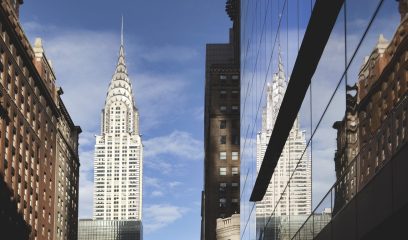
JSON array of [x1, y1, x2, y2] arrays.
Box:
[[0, 1, 81, 239], [256, 53, 311, 219], [93, 31, 143, 221]]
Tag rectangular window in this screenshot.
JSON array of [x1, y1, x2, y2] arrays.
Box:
[[219, 198, 227, 208], [220, 120, 226, 129], [220, 152, 227, 160], [232, 167, 238, 175], [232, 152, 239, 160], [220, 106, 227, 112], [220, 167, 227, 175], [220, 135, 226, 144], [231, 182, 238, 187], [232, 75, 239, 80], [232, 135, 239, 145], [220, 90, 227, 99], [219, 75, 227, 80], [231, 90, 239, 98], [219, 183, 226, 193], [231, 106, 239, 112]]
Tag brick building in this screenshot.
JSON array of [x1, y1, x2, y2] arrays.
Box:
[[0, 1, 81, 239]]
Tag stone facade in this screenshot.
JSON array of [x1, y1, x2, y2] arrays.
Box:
[[216, 214, 240, 240]]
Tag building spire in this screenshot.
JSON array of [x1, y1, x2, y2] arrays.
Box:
[[121, 15, 124, 46], [278, 44, 284, 77]]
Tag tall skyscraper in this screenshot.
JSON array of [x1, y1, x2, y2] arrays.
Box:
[[256, 51, 311, 219], [201, 1, 240, 239], [93, 22, 143, 221]]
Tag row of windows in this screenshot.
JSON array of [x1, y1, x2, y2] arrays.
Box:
[[219, 74, 239, 80], [219, 151, 239, 161], [219, 89, 239, 99], [219, 167, 239, 176], [219, 135, 239, 145], [219, 119, 239, 129], [220, 105, 239, 112]]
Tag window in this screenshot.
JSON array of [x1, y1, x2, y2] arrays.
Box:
[[232, 135, 239, 145], [220, 135, 226, 144], [231, 90, 239, 98], [219, 75, 227, 80], [232, 167, 238, 175], [232, 152, 239, 160], [231, 106, 239, 112], [220, 120, 226, 129], [220, 152, 227, 160], [219, 198, 227, 207], [232, 75, 239, 80], [219, 183, 226, 193], [220, 168, 227, 176], [220, 90, 227, 99], [220, 106, 227, 112], [231, 182, 238, 187]]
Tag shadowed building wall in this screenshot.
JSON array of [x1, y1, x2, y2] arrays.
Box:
[[202, 0, 240, 239]]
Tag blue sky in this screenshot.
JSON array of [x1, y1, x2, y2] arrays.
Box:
[[18, 0, 401, 239], [20, 1, 233, 239]]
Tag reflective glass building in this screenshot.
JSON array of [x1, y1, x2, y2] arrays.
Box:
[[78, 220, 142, 240]]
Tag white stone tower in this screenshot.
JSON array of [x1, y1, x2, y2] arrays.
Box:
[[256, 49, 311, 219], [93, 20, 143, 221]]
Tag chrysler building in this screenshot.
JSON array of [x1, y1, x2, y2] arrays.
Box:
[[93, 22, 143, 221], [256, 50, 311, 218]]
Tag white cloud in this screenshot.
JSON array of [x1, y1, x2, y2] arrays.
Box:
[[151, 191, 164, 197], [144, 176, 161, 189], [143, 204, 189, 233], [144, 130, 203, 161], [22, 22, 202, 219], [144, 158, 175, 175], [169, 181, 182, 188]]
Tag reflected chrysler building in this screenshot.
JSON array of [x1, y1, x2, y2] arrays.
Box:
[[256, 50, 311, 219], [93, 22, 143, 221]]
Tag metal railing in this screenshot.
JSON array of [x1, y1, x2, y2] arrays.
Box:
[[291, 94, 408, 239]]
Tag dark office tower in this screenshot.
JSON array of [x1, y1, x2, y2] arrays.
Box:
[[0, 2, 81, 239], [333, 0, 408, 214], [201, 0, 240, 239]]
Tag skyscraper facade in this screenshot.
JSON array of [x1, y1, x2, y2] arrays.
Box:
[[201, 1, 240, 239], [256, 53, 311, 219], [0, 1, 81, 239], [93, 28, 143, 221]]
